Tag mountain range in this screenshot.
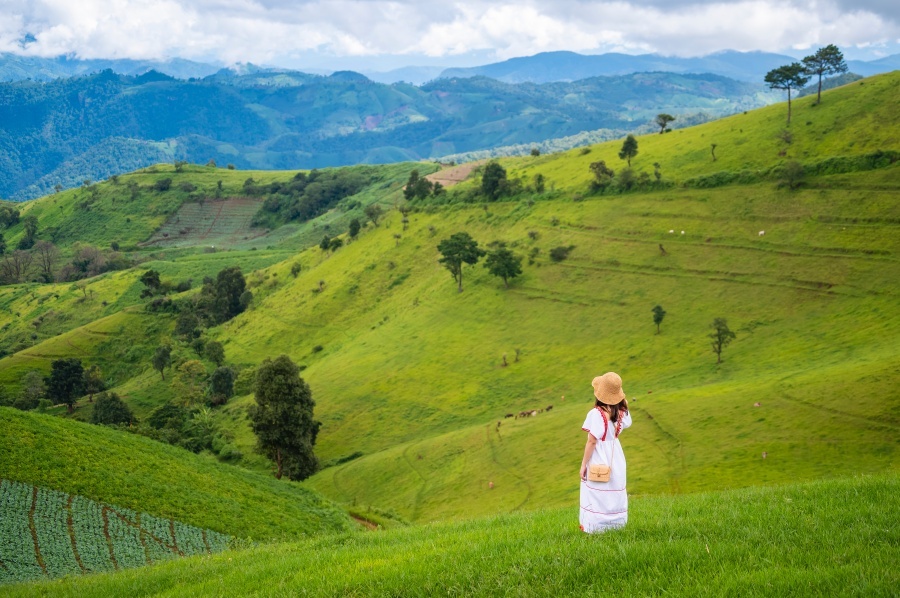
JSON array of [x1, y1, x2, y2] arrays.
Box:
[[4, 50, 898, 86], [0, 69, 776, 200]]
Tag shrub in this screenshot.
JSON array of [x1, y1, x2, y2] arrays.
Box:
[[549, 245, 576, 262], [91, 392, 134, 425]]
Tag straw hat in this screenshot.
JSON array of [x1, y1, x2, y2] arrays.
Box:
[[591, 372, 626, 405]]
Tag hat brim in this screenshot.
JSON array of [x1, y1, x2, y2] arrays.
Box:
[[593, 388, 626, 405]]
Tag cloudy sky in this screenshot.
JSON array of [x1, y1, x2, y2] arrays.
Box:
[[2, 0, 899, 71]]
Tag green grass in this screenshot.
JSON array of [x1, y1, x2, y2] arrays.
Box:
[[193, 168, 898, 521], [0, 408, 354, 541], [5, 474, 897, 596]]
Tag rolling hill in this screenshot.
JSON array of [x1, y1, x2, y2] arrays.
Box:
[[0, 71, 897, 532], [0, 408, 353, 540]]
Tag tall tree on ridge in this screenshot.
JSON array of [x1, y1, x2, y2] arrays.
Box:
[[764, 63, 810, 125], [802, 44, 848, 105]]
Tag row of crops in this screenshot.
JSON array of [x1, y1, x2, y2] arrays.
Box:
[[0, 478, 231, 585]]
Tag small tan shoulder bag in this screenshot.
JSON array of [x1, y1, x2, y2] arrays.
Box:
[[587, 462, 610, 483], [586, 410, 621, 483]]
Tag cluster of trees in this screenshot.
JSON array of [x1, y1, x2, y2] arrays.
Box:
[[765, 44, 848, 124], [252, 169, 373, 226], [437, 232, 523, 292], [0, 358, 107, 414], [403, 170, 445, 200], [142, 266, 252, 335], [1, 234, 131, 286]]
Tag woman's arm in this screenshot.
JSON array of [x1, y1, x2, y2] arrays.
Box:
[[579, 433, 598, 480]]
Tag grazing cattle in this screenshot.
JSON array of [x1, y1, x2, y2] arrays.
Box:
[[762, 451, 768, 459], [681, 230, 685, 235], [669, 229, 674, 233], [759, 231, 765, 236], [505, 413, 514, 418], [545, 405, 553, 412], [753, 402, 761, 407]]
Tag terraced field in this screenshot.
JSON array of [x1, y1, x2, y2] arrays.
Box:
[[142, 197, 266, 249]]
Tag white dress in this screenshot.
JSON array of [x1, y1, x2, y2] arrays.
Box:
[[580, 407, 632, 533]]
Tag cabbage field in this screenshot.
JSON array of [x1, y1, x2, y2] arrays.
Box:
[[0, 479, 231, 585]]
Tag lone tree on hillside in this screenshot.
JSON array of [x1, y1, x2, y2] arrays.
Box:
[[652, 305, 667, 334], [152, 345, 172, 380], [481, 161, 508, 200], [438, 232, 485, 292], [45, 358, 85, 413], [709, 317, 736, 364], [484, 247, 523, 288], [348, 218, 361, 239], [249, 355, 321, 481], [655, 113, 675, 134], [802, 44, 848, 105], [764, 63, 810, 125], [82, 365, 105, 402], [618, 135, 639, 167], [364, 204, 383, 227]]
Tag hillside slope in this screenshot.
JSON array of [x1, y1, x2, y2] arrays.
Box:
[[0, 408, 354, 540], [6, 474, 897, 596]]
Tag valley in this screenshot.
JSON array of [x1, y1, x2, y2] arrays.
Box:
[[0, 69, 897, 593]]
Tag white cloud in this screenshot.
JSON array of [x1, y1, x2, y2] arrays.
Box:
[[0, 0, 897, 67]]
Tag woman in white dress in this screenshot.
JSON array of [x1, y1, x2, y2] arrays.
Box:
[[578, 372, 632, 533]]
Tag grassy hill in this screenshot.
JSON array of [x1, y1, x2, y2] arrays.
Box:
[[5, 474, 897, 596], [0, 71, 897, 529], [0, 408, 354, 540]]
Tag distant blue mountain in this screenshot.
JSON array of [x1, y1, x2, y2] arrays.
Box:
[[0, 53, 221, 82], [437, 50, 899, 83]]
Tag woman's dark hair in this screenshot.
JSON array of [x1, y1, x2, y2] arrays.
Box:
[[596, 398, 629, 423]]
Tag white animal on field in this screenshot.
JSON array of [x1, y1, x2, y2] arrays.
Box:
[[680, 231, 685, 235], [759, 231, 765, 236], [669, 229, 674, 233]]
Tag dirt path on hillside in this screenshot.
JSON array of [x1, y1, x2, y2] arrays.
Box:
[[425, 160, 486, 188]]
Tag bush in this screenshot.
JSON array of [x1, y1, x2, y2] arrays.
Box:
[[153, 178, 173, 192], [91, 392, 134, 425], [549, 245, 576, 262]]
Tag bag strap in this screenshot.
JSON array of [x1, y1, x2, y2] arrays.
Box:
[[596, 408, 617, 466], [597, 407, 625, 440]]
